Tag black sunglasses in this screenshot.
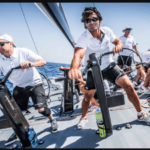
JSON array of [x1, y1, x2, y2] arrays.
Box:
[[85, 17, 99, 24], [0, 41, 10, 47]]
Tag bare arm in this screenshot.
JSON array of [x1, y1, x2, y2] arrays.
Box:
[[68, 47, 85, 80], [21, 59, 46, 69], [59, 66, 70, 71], [133, 45, 140, 57], [31, 59, 46, 67], [70, 47, 85, 69], [112, 37, 123, 56]]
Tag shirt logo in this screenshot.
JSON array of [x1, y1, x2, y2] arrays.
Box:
[[105, 41, 109, 47]]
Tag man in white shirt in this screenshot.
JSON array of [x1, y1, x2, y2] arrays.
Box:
[[141, 49, 150, 65], [68, 7, 150, 129], [117, 27, 140, 76], [0, 34, 58, 146], [136, 48, 150, 92]]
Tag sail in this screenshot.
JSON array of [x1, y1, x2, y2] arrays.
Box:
[[34, 2, 75, 48]]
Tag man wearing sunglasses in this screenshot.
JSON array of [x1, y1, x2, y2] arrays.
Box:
[[0, 34, 58, 146], [68, 7, 150, 129]]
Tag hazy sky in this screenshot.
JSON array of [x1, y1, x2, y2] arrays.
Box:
[[0, 2, 150, 64]]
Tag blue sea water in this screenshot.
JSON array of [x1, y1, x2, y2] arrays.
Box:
[[0, 62, 70, 94]]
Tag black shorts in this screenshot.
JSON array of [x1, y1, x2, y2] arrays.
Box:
[[117, 55, 132, 66], [84, 62, 126, 90], [13, 84, 47, 111], [144, 63, 150, 72]]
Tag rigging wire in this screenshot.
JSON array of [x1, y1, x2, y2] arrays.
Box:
[[93, 3, 96, 7], [19, 3, 49, 80]]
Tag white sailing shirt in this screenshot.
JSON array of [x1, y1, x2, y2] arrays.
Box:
[[0, 47, 43, 88], [75, 26, 116, 70], [119, 35, 136, 57], [141, 51, 150, 63]]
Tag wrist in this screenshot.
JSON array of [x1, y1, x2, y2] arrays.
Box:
[[117, 45, 121, 48], [30, 62, 34, 67]]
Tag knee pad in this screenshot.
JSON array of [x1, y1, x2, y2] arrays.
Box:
[[39, 107, 51, 116]]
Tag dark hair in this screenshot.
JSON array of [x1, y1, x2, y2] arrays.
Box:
[[81, 7, 103, 29]]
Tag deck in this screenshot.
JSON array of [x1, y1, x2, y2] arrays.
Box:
[[0, 88, 150, 148]]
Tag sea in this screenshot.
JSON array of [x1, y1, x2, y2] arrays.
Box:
[[0, 62, 70, 117]]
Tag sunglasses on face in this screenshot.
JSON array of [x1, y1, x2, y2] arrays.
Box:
[[85, 17, 99, 24], [0, 41, 10, 47]]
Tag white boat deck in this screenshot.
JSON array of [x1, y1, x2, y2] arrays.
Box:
[[1, 88, 150, 148]]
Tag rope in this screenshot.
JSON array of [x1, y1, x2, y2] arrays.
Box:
[[28, 94, 150, 126], [19, 3, 49, 78], [27, 91, 150, 125], [141, 96, 150, 108], [28, 109, 96, 126]]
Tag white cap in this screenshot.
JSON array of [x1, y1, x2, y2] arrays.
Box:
[[0, 34, 15, 47], [122, 26, 132, 32], [0, 34, 13, 42]]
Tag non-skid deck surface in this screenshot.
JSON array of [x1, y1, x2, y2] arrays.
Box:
[[1, 89, 150, 148]]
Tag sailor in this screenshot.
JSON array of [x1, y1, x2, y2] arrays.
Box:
[[133, 63, 146, 89], [138, 72, 150, 93], [68, 7, 150, 129], [0, 34, 58, 146], [137, 48, 150, 93], [141, 48, 150, 75], [117, 26, 140, 76], [132, 49, 150, 89]]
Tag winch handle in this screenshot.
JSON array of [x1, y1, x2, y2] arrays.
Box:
[[98, 51, 114, 65], [1, 64, 31, 84]]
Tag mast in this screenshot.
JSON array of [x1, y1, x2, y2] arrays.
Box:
[[34, 2, 75, 48]]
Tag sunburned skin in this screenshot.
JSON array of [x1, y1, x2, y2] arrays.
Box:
[[79, 82, 99, 106]]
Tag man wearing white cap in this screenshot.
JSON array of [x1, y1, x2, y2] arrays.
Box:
[[117, 27, 140, 76], [0, 34, 58, 146]]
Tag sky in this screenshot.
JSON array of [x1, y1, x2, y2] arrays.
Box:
[[0, 2, 150, 64]]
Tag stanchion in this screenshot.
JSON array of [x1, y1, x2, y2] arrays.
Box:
[[89, 53, 113, 134], [55, 69, 74, 116]]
